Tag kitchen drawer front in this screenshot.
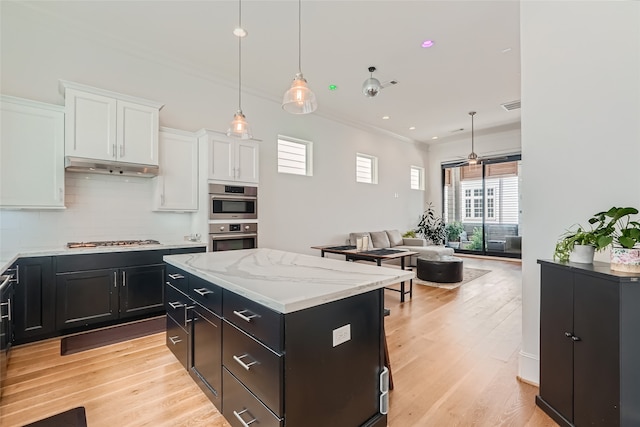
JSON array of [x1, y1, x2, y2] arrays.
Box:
[[223, 320, 283, 416], [189, 275, 221, 315], [166, 265, 188, 294], [169, 246, 206, 255], [165, 283, 189, 328], [56, 250, 166, 272], [223, 290, 283, 351], [166, 315, 189, 370], [223, 368, 283, 427]]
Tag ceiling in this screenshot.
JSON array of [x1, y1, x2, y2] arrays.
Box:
[[20, 1, 521, 145]]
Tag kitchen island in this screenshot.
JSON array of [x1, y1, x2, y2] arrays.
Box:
[[163, 248, 414, 427]]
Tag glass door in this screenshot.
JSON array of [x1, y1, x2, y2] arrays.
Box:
[[442, 155, 522, 259]]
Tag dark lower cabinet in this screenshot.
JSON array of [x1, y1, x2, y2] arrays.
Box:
[[12, 257, 55, 343], [56, 268, 119, 329], [166, 315, 189, 369], [537, 260, 640, 427], [119, 264, 166, 319]]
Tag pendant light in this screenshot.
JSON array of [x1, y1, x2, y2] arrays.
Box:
[[282, 0, 317, 114], [227, 0, 252, 139], [467, 111, 479, 165]]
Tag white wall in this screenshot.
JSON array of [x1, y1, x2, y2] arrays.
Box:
[[0, 2, 427, 257], [519, 1, 640, 384]]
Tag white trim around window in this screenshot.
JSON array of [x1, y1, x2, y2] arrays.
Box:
[[356, 153, 378, 184], [410, 165, 424, 190], [277, 135, 313, 176]]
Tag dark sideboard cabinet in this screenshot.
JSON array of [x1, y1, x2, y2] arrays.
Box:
[[537, 260, 640, 427]]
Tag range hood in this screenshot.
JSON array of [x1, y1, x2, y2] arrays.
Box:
[[65, 157, 159, 177]]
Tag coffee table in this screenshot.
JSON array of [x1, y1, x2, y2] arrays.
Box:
[[312, 245, 418, 302]]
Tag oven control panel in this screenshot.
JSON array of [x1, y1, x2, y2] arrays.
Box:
[[210, 223, 258, 235]]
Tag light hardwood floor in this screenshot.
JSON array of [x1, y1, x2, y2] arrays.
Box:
[[1, 257, 557, 427]]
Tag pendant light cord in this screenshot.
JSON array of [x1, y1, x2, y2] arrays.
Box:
[[298, 0, 302, 73], [238, 0, 242, 110], [471, 112, 474, 152]]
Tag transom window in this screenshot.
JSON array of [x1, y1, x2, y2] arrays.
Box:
[[410, 166, 424, 190], [277, 135, 312, 176]]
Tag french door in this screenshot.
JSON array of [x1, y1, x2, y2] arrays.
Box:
[[442, 155, 522, 259]]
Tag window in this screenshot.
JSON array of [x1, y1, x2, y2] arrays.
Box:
[[356, 153, 378, 184], [277, 135, 312, 176], [410, 166, 424, 190]]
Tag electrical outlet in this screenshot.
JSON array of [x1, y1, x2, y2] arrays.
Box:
[[332, 324, 351, 347]]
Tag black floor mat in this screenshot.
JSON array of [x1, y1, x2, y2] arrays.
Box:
[[24, 407, 87, 427]]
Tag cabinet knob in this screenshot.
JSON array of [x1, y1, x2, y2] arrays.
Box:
[[571, 335, 581, 342], [564, 332, 572, 337]]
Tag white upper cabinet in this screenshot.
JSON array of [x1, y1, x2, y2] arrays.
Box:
[[60, 80, 163, 166], [153, 128, 199, 211], [0, 96, 65, 209], [208, 136, 259, 184]]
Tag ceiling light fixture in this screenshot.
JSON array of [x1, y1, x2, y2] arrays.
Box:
[[467, 111, 478, 165], [362, 66, 382, 97], [409, 126, 416, 130], [382, 115, 390, 120], [227, 0, 252, 139], [282, 0, 317, 114], [421, 40, 435, 48]]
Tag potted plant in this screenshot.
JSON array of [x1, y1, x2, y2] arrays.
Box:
[[588, 206, 640, 272], [416, 202, 446, 245], [553, 224, 608, 263], [445, 221, 464, 249]]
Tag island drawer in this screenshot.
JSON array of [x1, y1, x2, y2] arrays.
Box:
[[223, 368, 283, 427], [166, 265, 188, 294], [189, 274, 222, 315], [223, 290, 283, 351], [166, 315, 189, 369], [223, 320, 283, 416], [165, 283, 189, 327]]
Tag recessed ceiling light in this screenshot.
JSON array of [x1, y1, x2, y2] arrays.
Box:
[[382, 116, 390, 120], [328, 84, 338, 91], [432, 136, 438, 140], [501, 47, 512, 53], [409, 126, 416, 130], [233, 27, 247, 38], [421, 40, 434, 48]]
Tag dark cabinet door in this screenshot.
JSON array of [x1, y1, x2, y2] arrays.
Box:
[[573, 273, 620, 427], [120, 264, 165, 319], [539, 265, 575, 423], [13, 257, 55, 343], [56, 268, 119, 330], [191, 304, 222, 410]]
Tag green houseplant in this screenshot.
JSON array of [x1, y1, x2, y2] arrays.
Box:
[[553, 224, 609, 263], [445, 221, 464, 248], [416, 202, 446, 245], [588, 206, 640, 272]]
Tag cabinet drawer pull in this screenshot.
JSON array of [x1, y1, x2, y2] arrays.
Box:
[[168, 301, 184, 309], [113, 271, 117, 288], [168, 336, 182, 345], [122, 271, 126, 287], [193, 288, 214, 297], [0, 299, 11, 321], [168, 274, 185, 280], [185, 305, 195, 325], [233, 354, 258, 371], [233, 409, 257, 427], [233, 309, 258, 323]]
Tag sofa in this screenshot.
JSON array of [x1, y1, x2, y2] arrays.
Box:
[[347, 229, 454, 266]]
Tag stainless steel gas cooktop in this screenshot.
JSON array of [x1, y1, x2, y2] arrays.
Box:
[[66, 239, 161, 248]]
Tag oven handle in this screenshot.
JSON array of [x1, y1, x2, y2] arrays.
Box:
[[210, 194, 256, 201], [210, 233, 258, 240]]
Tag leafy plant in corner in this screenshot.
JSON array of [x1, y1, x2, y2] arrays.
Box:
[[402, 230, 417, 238], [416, 202, 446, 245], [588, 206, 640, 249]]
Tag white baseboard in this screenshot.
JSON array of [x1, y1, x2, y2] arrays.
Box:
[[518, 350, 539, 386]]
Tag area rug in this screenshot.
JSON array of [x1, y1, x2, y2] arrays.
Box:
[[24, 407, 87, 427], [414, 267, 491, 290], [61, 316, 165, 356]]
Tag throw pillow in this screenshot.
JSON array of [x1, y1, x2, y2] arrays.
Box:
[[370, 231, 391, 248], [386, 230, 404, 247], [349, 232, 372, 246]]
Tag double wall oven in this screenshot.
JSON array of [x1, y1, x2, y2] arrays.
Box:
[[208, 184, 258, 252]]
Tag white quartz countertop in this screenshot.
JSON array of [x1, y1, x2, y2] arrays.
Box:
[[0, 241, 207, 275], [164, 248, 415, 314]]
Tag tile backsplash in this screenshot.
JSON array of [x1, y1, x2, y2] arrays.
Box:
[[0, 172, 194, 258]]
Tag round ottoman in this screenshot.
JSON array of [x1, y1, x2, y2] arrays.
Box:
[[416, 257, 463, 283]]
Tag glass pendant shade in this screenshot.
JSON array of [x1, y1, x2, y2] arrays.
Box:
[[282, 73, 317, 114], [227, 110, 252, 139]]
